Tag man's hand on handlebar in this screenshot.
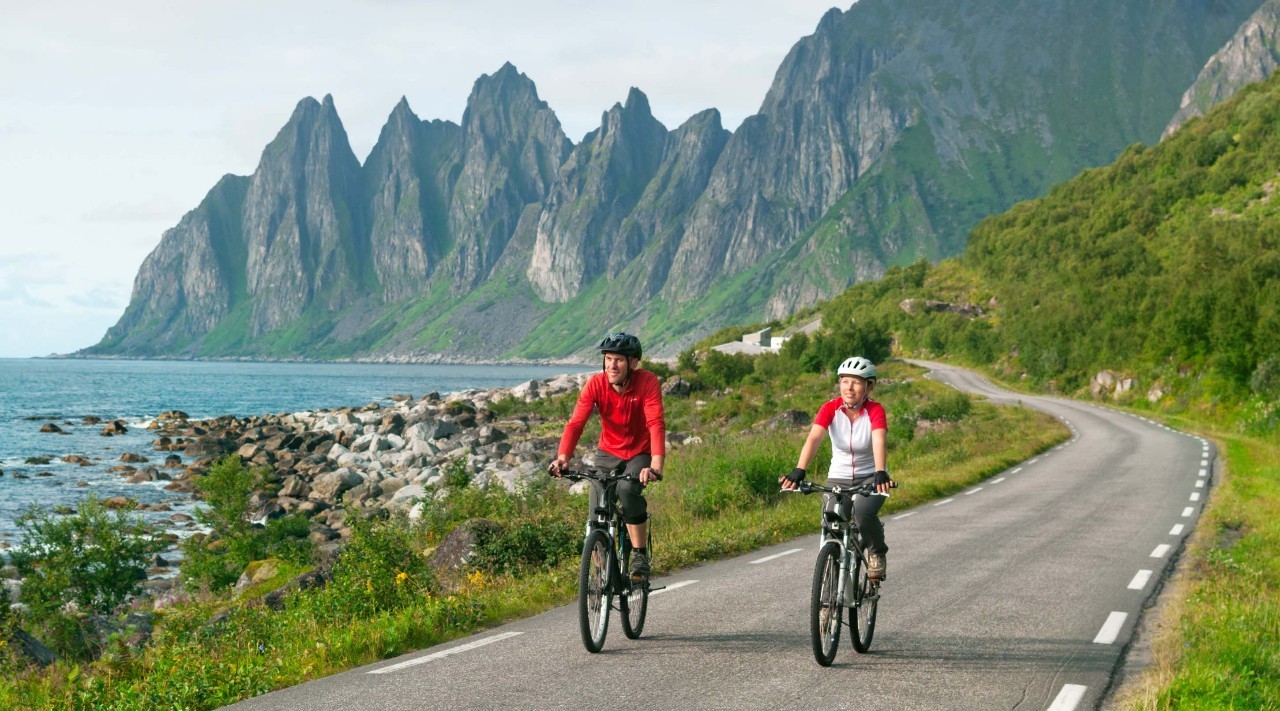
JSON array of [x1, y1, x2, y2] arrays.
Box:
[[640, 467, 662, 485], [547, 457, 569, 478]]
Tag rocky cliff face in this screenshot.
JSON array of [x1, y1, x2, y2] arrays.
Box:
[[363, 99, 460, 303], [241, 95, 365, 336], [528, 88, 670, 303], [94, 174, 248, 355], [88, 0, 1265, 361], [446, 63, 571, 291], [1165, 0, 1280, 138]]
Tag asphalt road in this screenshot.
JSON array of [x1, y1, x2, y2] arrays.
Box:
[[226, 361, 1214, 711]]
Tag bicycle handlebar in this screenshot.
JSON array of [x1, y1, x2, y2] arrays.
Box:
[[551, 466, 663, 483], [788, 480, 898, 496]]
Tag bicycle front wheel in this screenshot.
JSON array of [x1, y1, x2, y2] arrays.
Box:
[[810, 541, 843, 666], [849, 546, 878, 653], [578, 529, 613, 653], [621, 541, 649, 639]]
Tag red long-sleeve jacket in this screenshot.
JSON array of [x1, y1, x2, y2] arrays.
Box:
[[558, 369, 666, 460]]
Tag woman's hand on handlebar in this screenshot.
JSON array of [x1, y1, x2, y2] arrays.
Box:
[[779, 467, 806, 491]]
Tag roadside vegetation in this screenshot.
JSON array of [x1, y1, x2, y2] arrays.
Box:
[[9, 39, 1280, 711], [0, 352, 1066, 708]]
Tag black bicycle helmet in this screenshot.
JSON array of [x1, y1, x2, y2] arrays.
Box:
[[597, 331, 643, 359]]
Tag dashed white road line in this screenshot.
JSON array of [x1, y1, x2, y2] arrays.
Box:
[[964, 487, 983, 496], [1128, 570, 1153, 590], [1048, 684, 1088, 711], [1200, 459, 1208, 466], [1195, 480, 1205, 488], [1190, 492, 1201, 502], [1011, 467, 1023, 474], [369, 631, 524, 674], [991, 477, 1006, 484], [934, 498, 955, 507], [650, 580, 698, 597], [1094, 612, 1128, 644], [1028, 458, 1040, 464], [1151, 544, 1171, 558], [1170, 524, 1184, 535], [892, 511, 916, 521], [1198, 468, 1207, 477], [750, 549, 802, 565], [1182, 507, 1194, 517]]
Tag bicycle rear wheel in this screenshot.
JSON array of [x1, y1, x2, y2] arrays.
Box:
[[849, 546, 878, 653], [578, 529, 613, 653], [810, 541, 843, 666], [620, 536, 649, 639]]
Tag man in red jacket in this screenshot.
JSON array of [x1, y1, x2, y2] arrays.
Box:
[[549, 332, 666, 579]]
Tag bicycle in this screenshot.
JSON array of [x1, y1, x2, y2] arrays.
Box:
[[792, 479, 896, 666], [558, 466, 661, 653]]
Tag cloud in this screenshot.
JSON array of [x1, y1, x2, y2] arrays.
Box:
[[81, 197, 187, 224]]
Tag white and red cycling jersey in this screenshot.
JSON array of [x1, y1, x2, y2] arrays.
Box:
[[813, 397, 887, 482]]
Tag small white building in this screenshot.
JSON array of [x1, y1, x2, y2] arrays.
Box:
[[712, 327, 789, 355], [709, 315, 821, 355]]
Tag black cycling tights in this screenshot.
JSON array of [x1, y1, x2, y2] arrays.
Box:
[[590, 451, 650, 525]]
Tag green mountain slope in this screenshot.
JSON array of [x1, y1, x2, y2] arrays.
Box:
[[791, 70, 1280, 430]]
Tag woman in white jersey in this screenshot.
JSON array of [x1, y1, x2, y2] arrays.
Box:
[[779, 356, 892, 580]]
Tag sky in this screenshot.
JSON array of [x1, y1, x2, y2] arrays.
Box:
[[0, 0, 847, 358]]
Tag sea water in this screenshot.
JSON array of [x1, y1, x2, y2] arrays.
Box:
[[0, 358, 588, 542]]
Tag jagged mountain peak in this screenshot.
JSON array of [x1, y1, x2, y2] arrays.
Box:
[[91, 0, 1266, 361]]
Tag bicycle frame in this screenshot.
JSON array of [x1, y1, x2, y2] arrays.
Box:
[[562, 466, 657, 652], [820, 490, 870, 610]]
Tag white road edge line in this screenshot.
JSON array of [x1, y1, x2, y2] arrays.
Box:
[[1048, 684, 1088, 711], [1198, 468, 1207, 477], [1151, 544, 1171, 558], [934, 498, 955, 507], [1200, 459, 1208, 466], [1029, 458, 1040, 464], [1128, 570, 1153, 590], [964, 487, 983, 495], [369, 631, 523, 674], [1182, 507, 1194, 517], [1190, 492, 1201, 502], [1094, 611, 1128, 644], [1170, 524, 1184, 535], [1195, 480, 1205, 488], [892, 511, 916, 521], [991, 477, 1005, 484], [1011, 467, 1023, 474], [750, 549, 803, 565], [650, 580, 698, 597]]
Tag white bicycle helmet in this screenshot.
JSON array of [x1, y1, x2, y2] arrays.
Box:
[[837, 356, 877, 381]]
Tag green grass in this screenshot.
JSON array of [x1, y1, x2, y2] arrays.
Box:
[[1111, 425, 1280, 710], [0, 362, 1066, 708]]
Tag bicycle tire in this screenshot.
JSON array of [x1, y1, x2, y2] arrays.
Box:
[[810, 541, 843, 666], [578, 529, 613, 653], [620, 534, 649, 639], [849, 545, 878, 653]]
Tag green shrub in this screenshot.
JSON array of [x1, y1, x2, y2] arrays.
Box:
[[474, 514, 578, 575], [313, 513, 435, 618], [917, 391, 973, 421], [442, 457, 472, 489], [642, 359, 673, 379], [699, 350, 755, 390], [9, 495, 165, 620], [180, 456, 311, 590]]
